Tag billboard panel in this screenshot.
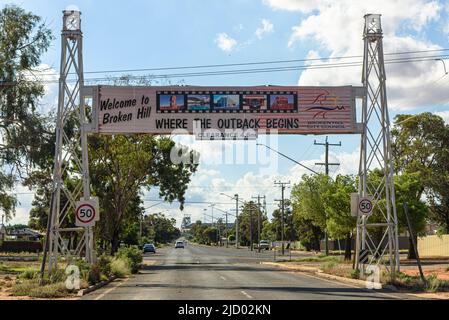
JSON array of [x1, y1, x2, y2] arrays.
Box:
[[92, 85, 361, 135]]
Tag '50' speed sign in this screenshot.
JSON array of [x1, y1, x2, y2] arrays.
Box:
[[358, 196, 373, 216], [75, 198, 99, 227]]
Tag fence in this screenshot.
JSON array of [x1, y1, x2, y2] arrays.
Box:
[[418, 235, 449, 257]]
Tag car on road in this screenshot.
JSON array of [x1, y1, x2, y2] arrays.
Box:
[[258, 240, 270, 250], [175, 241, 185, 249], [143, 243, 156, 253]]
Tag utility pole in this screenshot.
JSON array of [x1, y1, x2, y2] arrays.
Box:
[[252, 195, 266, 253], [225, 210, 228, 248], [235, 194, 239, 249], [314, 136, 341, 256], [249, 204, 253, 251], [275, 181, 290, 255]]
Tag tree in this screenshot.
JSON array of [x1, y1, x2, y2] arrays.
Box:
[[323, 174, 357, 260], [89, 134, 198, 253], [0, 5, 54, 221], [394, 172, 428, 259], [238, 201, 266, 247], [292, 215, 322, 252], [262, 200, 296, 243], [291, 173, 331, 252], [141, 212, 180, 244], [392, 113, 449, 233]]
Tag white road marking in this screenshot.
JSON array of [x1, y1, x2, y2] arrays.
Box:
[[93, 277, 129, 300], [240, 290, 253, 299], [297, 272, 402, 300], [220, 276, 226, 281]]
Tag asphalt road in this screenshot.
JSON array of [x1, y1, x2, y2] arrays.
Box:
[[81, 244, 414, 300]]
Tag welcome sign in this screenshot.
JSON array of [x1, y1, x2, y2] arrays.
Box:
[[91, 85, 362, 137]]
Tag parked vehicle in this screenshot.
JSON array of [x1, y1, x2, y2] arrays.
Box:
[[175, 241, 185, 249], [143, 243, 156, 253], [258, 240, 270, 250]]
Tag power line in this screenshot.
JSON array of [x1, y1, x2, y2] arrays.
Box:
[[2, 52, 448, 86], [18, 48, 449, 77]]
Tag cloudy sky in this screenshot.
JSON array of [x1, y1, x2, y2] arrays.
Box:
[[3, 0, 449, 227]]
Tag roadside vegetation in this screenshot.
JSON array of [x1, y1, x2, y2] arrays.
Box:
[[0, 245, 143, 299]]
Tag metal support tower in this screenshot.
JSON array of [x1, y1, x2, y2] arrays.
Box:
[[356, 14, 399, 275], [47, 10, 93, 272]]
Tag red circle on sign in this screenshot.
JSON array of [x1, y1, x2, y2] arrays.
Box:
[[76, 203, 96, 223], [359, 199, 372, 214]]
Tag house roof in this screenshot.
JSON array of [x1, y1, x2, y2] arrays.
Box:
[[8, 228, 42, 237]]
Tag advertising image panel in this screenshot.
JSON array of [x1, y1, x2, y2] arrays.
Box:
[[269, 94, 295, 111], [187, 94, 211, 111], [158, 94, 186, 111], [242, 94, 267, 111], [212, 94, 240, 110]]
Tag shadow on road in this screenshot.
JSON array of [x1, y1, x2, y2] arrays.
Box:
[[140, 263, 291, 273], [123, 283, 394, 300]]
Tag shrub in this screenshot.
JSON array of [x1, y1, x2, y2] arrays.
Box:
[[350, 269, 360, 279], [0, 241, 42, 253], [18, 268, 39, 280], [97, 254, 112, 278], [88, 263, 102, 285], [10, 279, 40, 296], [321, 261, 338, 272], [426, 274, 441, 293], [110, 258, 130, 278], [49, 268, 67, 284], [117, 246, 142, 274], [28, 282, 68, 298]]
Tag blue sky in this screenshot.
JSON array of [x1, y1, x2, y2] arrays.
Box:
[[3, 0, 449, 226]]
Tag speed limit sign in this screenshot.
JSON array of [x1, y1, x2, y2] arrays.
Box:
[[75, 198, 99, 227], [358, 196, 373, 216]]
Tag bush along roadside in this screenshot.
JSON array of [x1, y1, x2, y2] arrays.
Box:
[[8, 246, 143, 299]]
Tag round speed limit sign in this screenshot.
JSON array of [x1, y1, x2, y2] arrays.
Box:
[[358, 197, 373, 216], [75, 203, 96, 226]]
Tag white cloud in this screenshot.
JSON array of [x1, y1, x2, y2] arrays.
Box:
[[214, 33, 238, 53], [263, 0, 447, 111], [435, 110, 449, 123], [255, 19, 274, 39]]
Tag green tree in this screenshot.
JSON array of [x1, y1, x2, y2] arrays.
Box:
[[89, 134, 198, 253], [391, 113, 449, 255], [238, 201, 266, 248], [141, 212, 180, 244], [262, 201, 296, 243], [394, 172, 428, 258], [0, 5, 54, 221], [292, 215, 322, 252], [323, 174, 357, 260], [291, 173, 331, 253]]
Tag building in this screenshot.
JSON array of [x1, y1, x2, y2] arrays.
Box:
[[7, 228, 43, 241]]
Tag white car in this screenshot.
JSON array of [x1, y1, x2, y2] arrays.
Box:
[[175, 241, 185, 249]]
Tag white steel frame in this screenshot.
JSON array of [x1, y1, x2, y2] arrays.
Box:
[[46, 11, 399, 276], [356, 14, 400, 275]]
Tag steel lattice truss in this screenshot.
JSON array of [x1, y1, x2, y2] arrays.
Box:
[[356, 14, 400, 274], [48, 16, 92, 272]]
